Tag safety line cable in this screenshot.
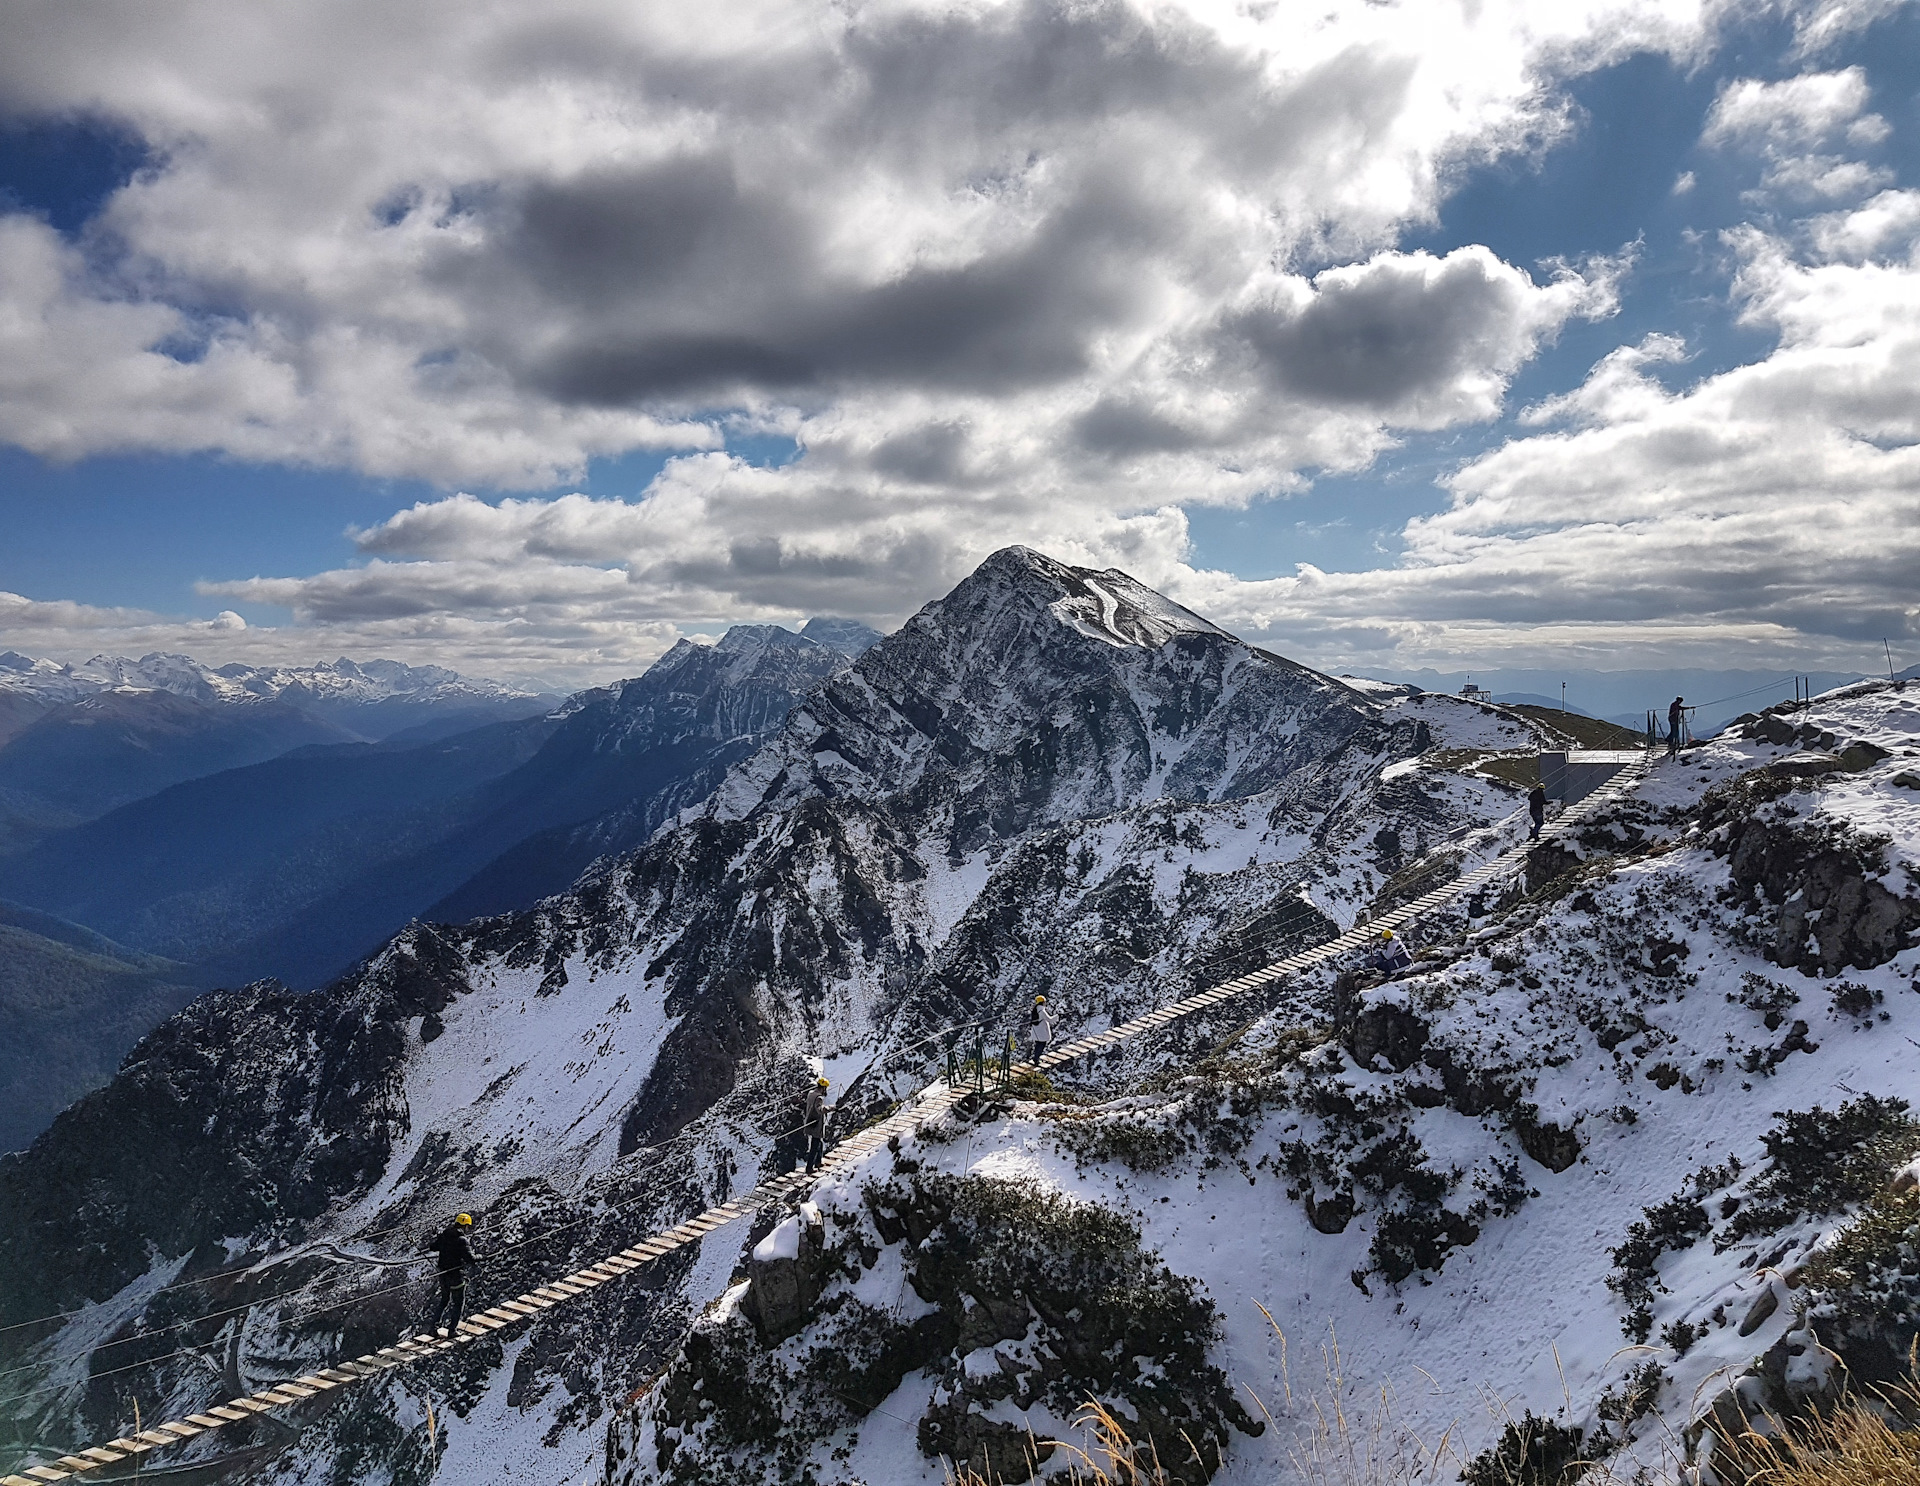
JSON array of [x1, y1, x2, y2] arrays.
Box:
[[0, 831, 1511, 1374], [0, 1013, 1006, 1385]]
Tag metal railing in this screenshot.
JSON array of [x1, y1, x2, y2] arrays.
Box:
[[942, 1027, 1016, 1095]]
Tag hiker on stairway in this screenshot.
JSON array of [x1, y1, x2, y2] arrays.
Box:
[[426, 1213, 478, 1337], [1027, 994, 1054, 1066], [1668, 696, 1686, 756], [802, 1076, 831, 1173], [1528, 782, 1547, 841]]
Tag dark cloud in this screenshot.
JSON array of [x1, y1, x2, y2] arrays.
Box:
[[1225, 249, 1557, 409], [505, 156, 810, 309], [869, 421, 975, 485], [1071, 397, 1204, 455], [509, 173, 1144, 403], [422, 0, 1431, 413]]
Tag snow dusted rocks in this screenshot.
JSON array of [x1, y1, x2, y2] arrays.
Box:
[[0, 650, 554, 739], [608, 1156, 1258, 1486], [606, 680, 1920, 1484], [743, 1203, 824, 1341]]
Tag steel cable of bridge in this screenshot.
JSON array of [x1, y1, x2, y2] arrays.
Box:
[[0, 795, 1530, 1350], [0, 763, 1646, 1482]]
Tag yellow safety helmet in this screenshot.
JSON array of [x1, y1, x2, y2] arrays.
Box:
[[455, 1213, 473, 1227], [1380, 929, 1395, 939], [1034, 994, 1046, 1003], [817, 1076, 830, 1088]]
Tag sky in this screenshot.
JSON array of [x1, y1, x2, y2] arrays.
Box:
[[0, 0, 1916, 691]]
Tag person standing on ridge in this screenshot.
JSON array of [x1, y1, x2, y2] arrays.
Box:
[[1668, 697, 1686, 756], [802, 1076, 831, 1173], [1027, 994, 1053, 1067], [1527, 782, 1547, 841], [426, 1213, 478, 1337]]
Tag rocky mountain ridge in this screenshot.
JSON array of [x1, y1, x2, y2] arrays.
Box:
[[0, 622, 870, 988], [0, 550, 1547, 1485]]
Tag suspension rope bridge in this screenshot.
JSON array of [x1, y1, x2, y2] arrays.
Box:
[[1, 756, 1649, 1484]]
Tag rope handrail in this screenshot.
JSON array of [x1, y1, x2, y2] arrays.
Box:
[[0, 756, 1650, 1485]]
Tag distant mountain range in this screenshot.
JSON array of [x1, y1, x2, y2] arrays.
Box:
[[0, 620, 880, 993], [0, 649, 557, 741], [0, 651, 562, 853]]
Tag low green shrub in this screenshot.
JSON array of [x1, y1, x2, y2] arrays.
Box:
[[1460, 1412, 1588, 1485], [1722, 1095, 1920, 1246]]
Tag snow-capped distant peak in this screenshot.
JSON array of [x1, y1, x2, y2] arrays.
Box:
[[800, 616, 884, 658], [714, 623, 822, 657], [0, 650, 540, 705], [0, 650, 555, 741]]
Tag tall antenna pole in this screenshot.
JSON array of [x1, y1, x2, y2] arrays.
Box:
[[1888, 639, 1897, 683]]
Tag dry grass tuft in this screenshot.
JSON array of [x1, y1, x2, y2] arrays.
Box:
[[942, 1398, 1170, 1484], [1713, 1374, 1920, 1486], [940, 1314, 1920, 1486]]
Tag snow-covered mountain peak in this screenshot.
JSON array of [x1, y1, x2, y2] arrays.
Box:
[[946, 545, 1225, 652], [703, 548, 1381, 837], [710, 622, 830, 670]]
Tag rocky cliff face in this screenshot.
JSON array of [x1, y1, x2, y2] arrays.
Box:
[[0, 550, 1530, 1485], [424, 621, 874, 924], [607, 681, 1920, 1486]]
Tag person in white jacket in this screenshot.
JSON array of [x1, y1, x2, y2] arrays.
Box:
[[1027, 994, 1053, 1066]]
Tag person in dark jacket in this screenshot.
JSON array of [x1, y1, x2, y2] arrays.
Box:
[[1668, 697, 1686, 756], [426, 1213, 478, 1336], [802, 1077, 831, 1172], [1527, 783, 1547, 840]]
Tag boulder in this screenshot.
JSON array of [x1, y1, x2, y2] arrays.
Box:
[[1727, 816, 1920, 973], [1765, 751, 1841, 780], [1346, 999, 1429, 1073], [1510, 1105, 1582, 1172], [743, 1203, 824, 1342], [1737, 1284, 1779, 1337], [918, 1396, 1052, 1484], [1304, 1187, 1355, 1234], [1839, 740, 1891, 771], [1746, 714, 1799, 746]]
